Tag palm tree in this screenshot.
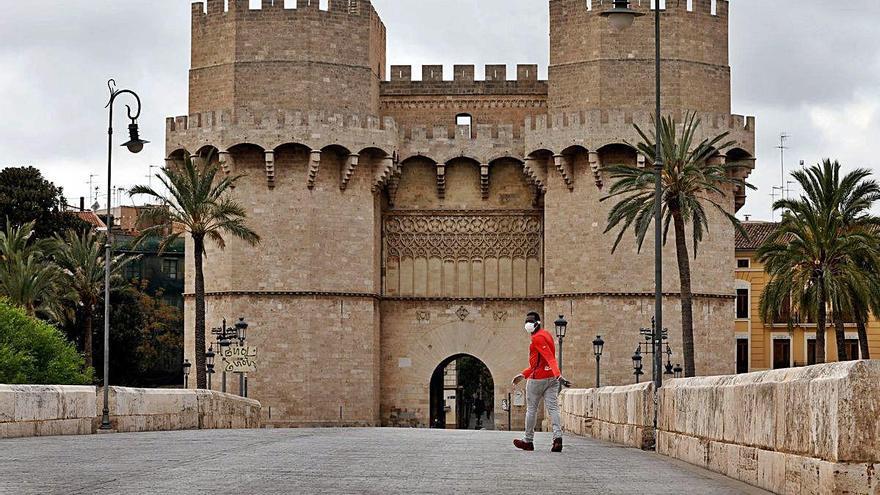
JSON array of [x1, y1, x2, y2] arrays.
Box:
[[758, 160, 880, 363], [0, 220, 60, 317], [53, 229, 131, 369], [129, 152, 260, 389], [602, 113, 751, 377]]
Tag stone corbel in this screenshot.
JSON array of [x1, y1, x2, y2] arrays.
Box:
[[341, 154, 359, 191], [588, 151, 603, 189], [372, 156, 395, 193], [386, 167, 402, 207], [523, 157, 547, 193], [217, 151, 232, 175], [480, 164, 490, 199], [437, 163, 446, 200], [264, 151, 275, 188], [308, 150, 321, 189], [554, 154, 574, 191]]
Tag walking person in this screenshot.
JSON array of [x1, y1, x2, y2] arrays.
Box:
[[511, 312, 570, 452]]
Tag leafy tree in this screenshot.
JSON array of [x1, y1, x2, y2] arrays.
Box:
[[129, 152, 259, 388], [0, 167, 88, 239], [0, 298, 93, 385], [53, 229, 131, 369], [602, 113, 751, 377], [758, 160, 880, 363], [92, 281, 183, 387], [0, 220, 60, 317]]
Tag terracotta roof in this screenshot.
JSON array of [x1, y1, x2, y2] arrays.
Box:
[[736, 221, 779, 251], [69, 210, 106, 230]]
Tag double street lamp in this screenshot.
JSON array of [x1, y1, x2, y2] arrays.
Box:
[[601, 0, 666, 390], [99, 80, 149, 431], [211, 317, 249, 395]]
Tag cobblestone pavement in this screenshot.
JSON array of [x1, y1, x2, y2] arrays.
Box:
[[0, 428, 769, 494]]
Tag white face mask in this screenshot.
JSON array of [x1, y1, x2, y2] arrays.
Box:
[[524, 322, 537, 334]]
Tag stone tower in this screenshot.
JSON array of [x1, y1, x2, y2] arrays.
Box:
[[168, 0, 755, 428], [549, 0, 731, 114]]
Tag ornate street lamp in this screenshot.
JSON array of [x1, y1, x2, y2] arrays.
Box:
[[673, 363, 683, 379], [206, 345, 216, 390], [599, 0, 644, 32], [632, 347, 644, 384], [183, 359, 192, 388], [603, 0, 665, 390], [664, 346, 674, 375], [555, 315, 568, 392], [99, 79, 148, 431], [592, 335, 605, 388], [235, 317, 248, 345]]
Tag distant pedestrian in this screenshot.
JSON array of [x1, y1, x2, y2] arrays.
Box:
[[511, 311, 569, 452]]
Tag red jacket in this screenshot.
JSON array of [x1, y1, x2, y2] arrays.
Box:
[[522, 328, 561, 380]]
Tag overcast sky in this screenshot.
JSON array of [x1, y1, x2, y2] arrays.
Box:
[[1, 0, 878, 221]]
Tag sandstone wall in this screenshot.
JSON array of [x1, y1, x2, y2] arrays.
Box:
[[0, 385, 95, 439], [0, 386, 261, 439], [658, 361, 880, 494], [559, 362, 880, 495], [100, 387, 260, 432]]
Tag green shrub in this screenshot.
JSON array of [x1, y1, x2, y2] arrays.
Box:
[[0, 299, 93, 384]]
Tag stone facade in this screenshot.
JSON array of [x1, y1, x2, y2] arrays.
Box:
[[170, 0, 755, 428]]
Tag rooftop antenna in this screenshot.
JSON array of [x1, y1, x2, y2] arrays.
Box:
[[147, 164, 159, 188], [770, 186, 784, 222], [785, 180, 796, 200], [776, 133, 789, 200], [87, 174, 99, 209]]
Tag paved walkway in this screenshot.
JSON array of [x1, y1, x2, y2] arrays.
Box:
[[0, 428, 768, 494]]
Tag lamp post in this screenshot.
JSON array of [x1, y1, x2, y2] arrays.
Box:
[[99, 79, 148, 431], [601, 0, 664, 390], [554, 315, 568, 391], [212, 317, 249, 395], [206, 345, 215, 390], [235, 318, 249, 396], [632, 347, 644, 384], [183, 359, 192, 389], [592, 335, 605, 388], [673, 363, 683, 379]]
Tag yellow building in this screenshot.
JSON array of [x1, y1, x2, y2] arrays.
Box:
[[735, 222, 880, 371]]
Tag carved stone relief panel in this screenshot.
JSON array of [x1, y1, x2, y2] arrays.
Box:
[[383, 211, 543, 298]]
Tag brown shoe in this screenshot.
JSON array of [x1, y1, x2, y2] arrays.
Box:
[[551, 438, 563, 452], [513, 439, 535, 451]]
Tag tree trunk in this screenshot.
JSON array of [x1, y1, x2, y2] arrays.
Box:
[[671, 209, 696, 377], [833, 310, 847, 362], [857, 317, 870, 360], [83, 304, 93, 370], [815, 284, 826, 364], [193, 234, 207, 389]]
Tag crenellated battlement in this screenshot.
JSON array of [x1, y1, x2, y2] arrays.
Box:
[[382, 64, 546, 97], [583, 0, 728, 18], [167, 109, 395, 134], [192, 0, 383, 21], [525, 110, 753, 134]]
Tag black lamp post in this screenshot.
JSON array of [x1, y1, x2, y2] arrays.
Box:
[[592, 335, 605, 388], [99, 79, 148, 431], [632, 347, 644, 384], [205, 345, 215, 390], [235, 318, 249, 394], [673, 363, 683, 379], [212, 317, 249, 395], [601, 0, 665, 389], [554, 315, 568, 391], [183, 359, 192, 389]]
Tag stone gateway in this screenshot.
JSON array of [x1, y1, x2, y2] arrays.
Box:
[[168, 0, 755, 428]]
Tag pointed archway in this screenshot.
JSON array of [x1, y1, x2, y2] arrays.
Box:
[[429, 354, 494, 430]]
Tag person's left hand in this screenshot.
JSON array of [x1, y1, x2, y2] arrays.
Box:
[[557, 376, 572, 388]]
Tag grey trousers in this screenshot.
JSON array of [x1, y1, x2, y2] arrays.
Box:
[[524, 378, 562, 442]]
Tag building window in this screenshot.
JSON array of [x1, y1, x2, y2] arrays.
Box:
[[735, 288, 749, 319], [772, 338, 791, 369], [124, 260, 142, 281], [736, 338, 748, 374], [736, 259, 750, 269], [456, 114, 473, 139], [844, 339, 860, 361], [162, 259, 179, 280], [807, 339, 817, 365]]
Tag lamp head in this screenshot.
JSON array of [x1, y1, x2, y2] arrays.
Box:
[[554, 315, 568, 339], [182, 359, 192, 376], [121, 122, 149, 154], [600, 0, 644, 32], [592, 335, 605, 357]]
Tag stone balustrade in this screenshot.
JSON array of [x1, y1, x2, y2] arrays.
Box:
[[0, 385, 261, 439], [558, 361, 880, 495]]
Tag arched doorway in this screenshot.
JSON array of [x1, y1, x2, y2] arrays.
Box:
[[429, 354, 494, 430]]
